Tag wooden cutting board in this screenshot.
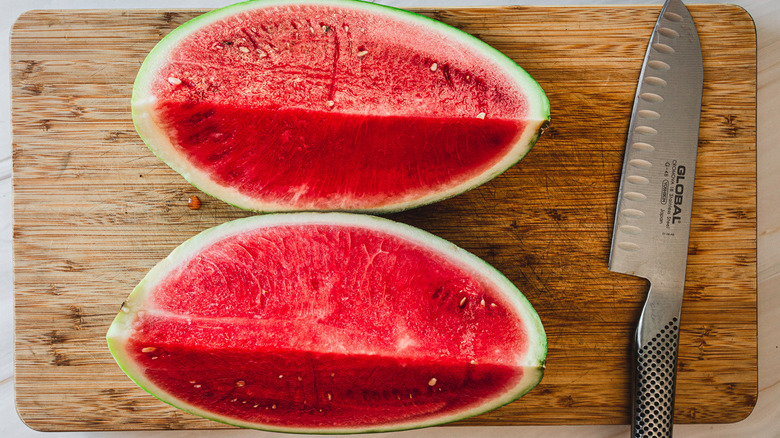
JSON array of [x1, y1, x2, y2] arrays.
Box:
[[11, 5, 757, 431]]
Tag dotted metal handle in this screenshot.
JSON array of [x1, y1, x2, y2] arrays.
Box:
[[632, 318, 680, 438]]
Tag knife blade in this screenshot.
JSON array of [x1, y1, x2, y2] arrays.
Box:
[[608, 0, 702, 436]]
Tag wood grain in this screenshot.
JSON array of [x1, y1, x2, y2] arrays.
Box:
[[11, 5, 757, 431]]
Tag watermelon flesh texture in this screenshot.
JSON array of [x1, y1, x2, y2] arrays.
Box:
[[134, 0, 550, 212], [107, 214, 546, 432]]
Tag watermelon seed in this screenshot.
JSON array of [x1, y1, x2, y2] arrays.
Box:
[[327, 392, 332, 401], [167, 77, 182, 86], [430, 63, 438, 72], [428, 378, 437, 386], [239, 46, 250, 53], [189, 380, 196, 384], [326, 100, 335, 108], [480, 298, 486, 307], [357, 50, 369, 58], [459, 297, 467, 308], [242, 400, 247, 404], [490, 303, 498, 308], [151, 357, 158, 360], [344, 25, 349, 32], [236, 380, 246, 387], [187, 195, 201, 210], [298, 376, 303, 381], [194, 384, 202, 388], [141, 347, 156, 353], [272, 404, 277, 409], [253, 404, 259, 408], [279, 374, 284, 379], [231, 398, 237, 402], [471, 360, 477, 365], [476, 112, 486, 119]]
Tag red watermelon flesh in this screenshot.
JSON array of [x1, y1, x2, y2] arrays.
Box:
[[133, 0, 550, 212], [107, 213, 546, 432]]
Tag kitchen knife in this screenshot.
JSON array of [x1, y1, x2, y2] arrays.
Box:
[[608, 0, 703, 437]]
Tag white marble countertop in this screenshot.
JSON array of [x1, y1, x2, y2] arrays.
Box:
[[2, 0, 777, 436]]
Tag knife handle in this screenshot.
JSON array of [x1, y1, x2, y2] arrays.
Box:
[[631, 285, 683, 438]]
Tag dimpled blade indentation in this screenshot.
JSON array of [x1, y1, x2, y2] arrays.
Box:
[[634, 318, 680, 438]]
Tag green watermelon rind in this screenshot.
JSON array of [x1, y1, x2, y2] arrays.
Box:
[[107, 212, 546, 433], [132, 0, 551, 213]]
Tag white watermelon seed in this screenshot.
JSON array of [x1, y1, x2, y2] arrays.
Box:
[[189, 380, 196, 384], [480, 298, 486, 307], [357, 50, 369, 57], [428, 377, 437, 386], [167, 77, 182, 85], [151, 357, 158, 360], [459, 297, 467, 307], [272, 404, 277, 409], [236, 380, 245, 387], [477, 112, 486, 119], [471, 360, 477, 365], [230, 398, 237, 402], [194, 384, 202, 388], [278, 374, 284, 379], [239, 46, 250, 53], [327, 392, 332, 401], [490, 303, 498, 308], [326, 100, 335, 108], [141, 347, 156, 353], [242, 400, 247, 404], [298, 376, 303, 381], [253, 404, 259, 408], [430, 63, 438, 72]]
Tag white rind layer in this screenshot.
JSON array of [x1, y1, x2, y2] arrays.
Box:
[[131, 0, 551, 213], [107, 212, 547, 433]]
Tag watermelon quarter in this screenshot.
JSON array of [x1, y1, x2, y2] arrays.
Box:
[[107, 213, 546, 432], [132, 0, 550, 212]]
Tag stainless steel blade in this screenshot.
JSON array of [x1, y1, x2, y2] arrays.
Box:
[[607, 0, 702, 436]]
